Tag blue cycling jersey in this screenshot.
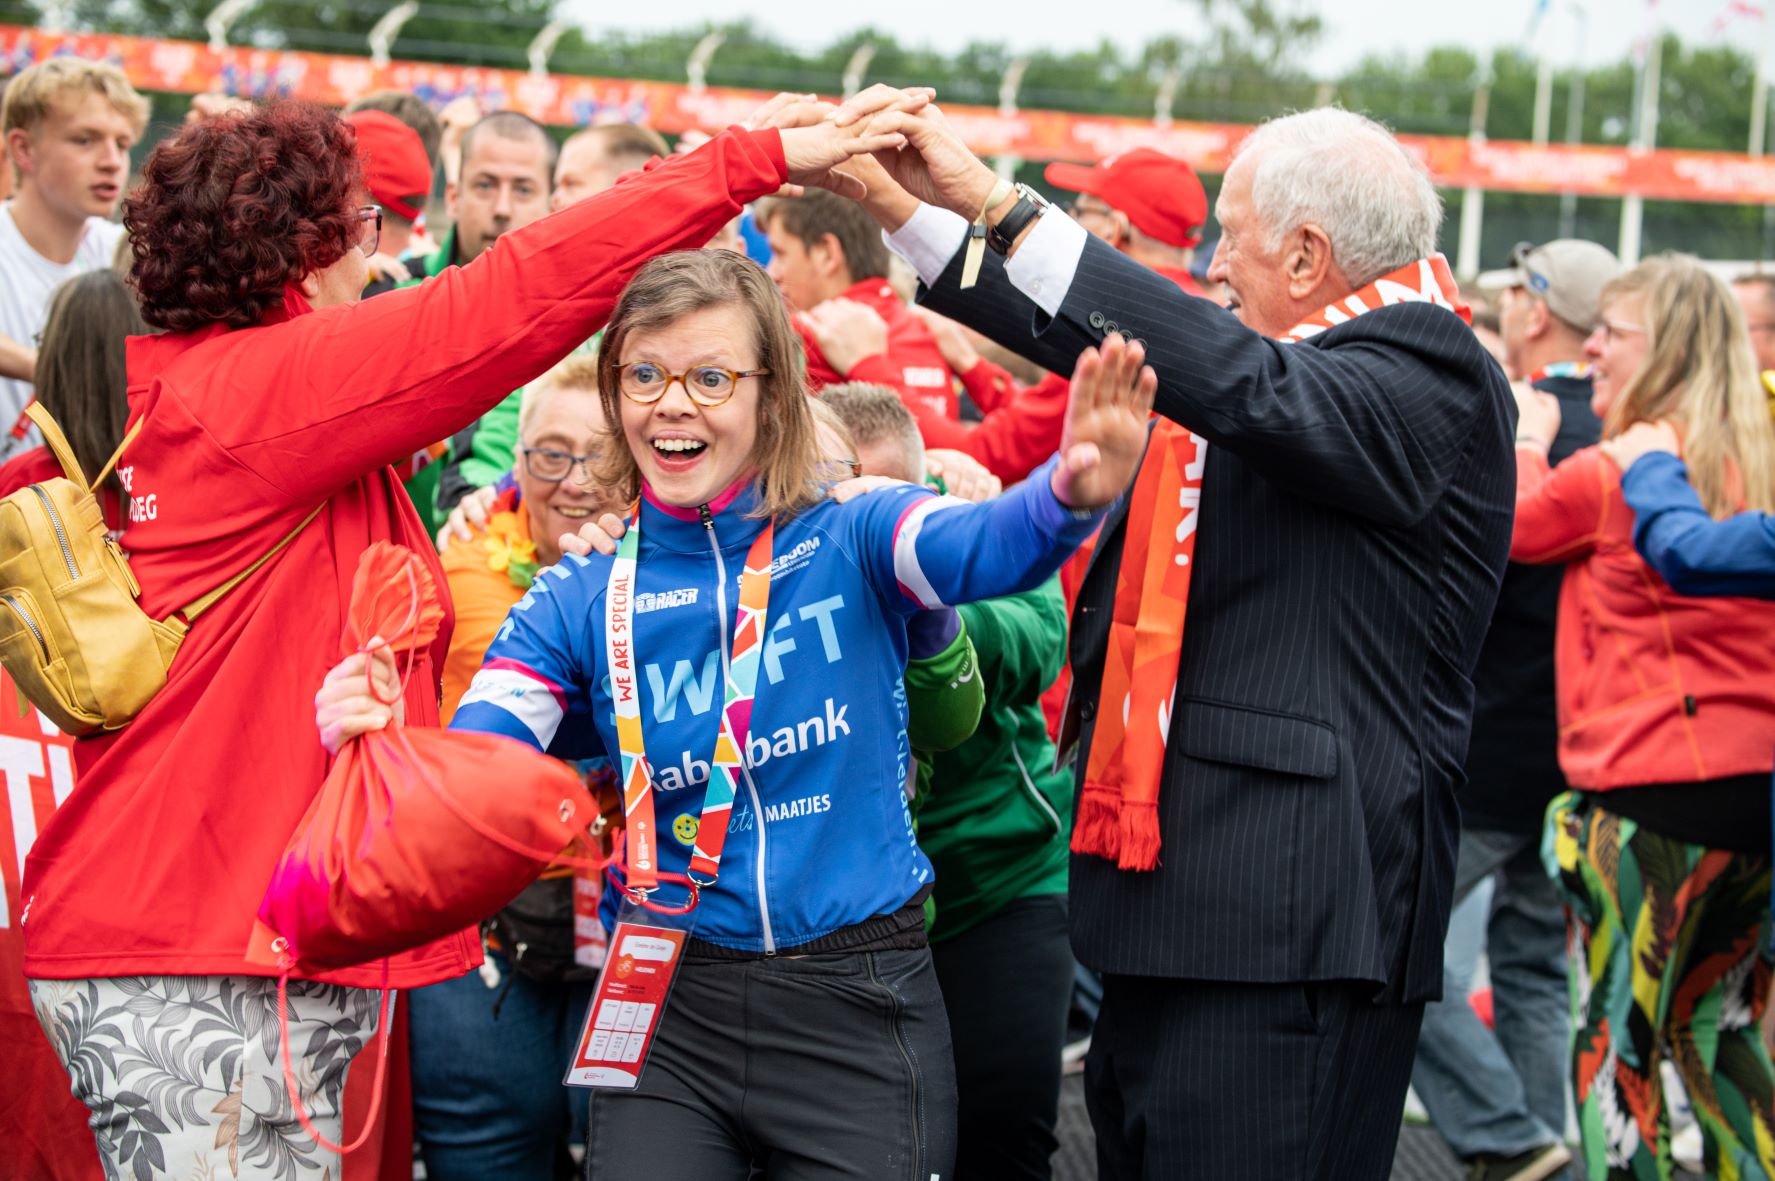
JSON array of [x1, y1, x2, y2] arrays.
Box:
[[451, 456, 1101, 952]]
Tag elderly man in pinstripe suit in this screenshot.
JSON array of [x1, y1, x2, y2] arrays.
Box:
[[837, 90, 1518, 1181]]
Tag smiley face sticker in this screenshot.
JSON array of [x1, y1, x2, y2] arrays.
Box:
[[671, 813, 700, 847]]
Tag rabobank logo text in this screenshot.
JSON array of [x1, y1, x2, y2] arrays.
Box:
[[653, 697, 851, 790]]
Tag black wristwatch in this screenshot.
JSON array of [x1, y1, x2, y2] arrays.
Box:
[[987, 184, 1050, 255]]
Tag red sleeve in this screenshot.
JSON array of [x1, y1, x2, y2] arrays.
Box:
[[958, 357, 1020, 414], [1511, 443, 1612, 563], [844, 352, 904, 389], [197, 127, 788, 501], [911, 372, 1070, 484]]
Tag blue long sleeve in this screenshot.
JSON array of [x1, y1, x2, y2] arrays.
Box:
[[1621, 452, 1775, 598], [862, 454, 1105, 612]]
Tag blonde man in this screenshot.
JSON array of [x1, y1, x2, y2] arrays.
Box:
[[0, 58, 148, 441]]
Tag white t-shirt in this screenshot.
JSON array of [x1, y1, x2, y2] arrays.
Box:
[[0, 202, 127, 456]]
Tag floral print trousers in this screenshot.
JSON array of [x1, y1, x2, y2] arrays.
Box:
[[1546, 792, 1775, 1180], [29, 975, 380, 1181]]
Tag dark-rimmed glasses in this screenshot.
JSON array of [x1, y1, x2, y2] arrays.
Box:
[[521, 447, 600, 482], [356, 205, 383, 258], [618, 361, 770, 408]]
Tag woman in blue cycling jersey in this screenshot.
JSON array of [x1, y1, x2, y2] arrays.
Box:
[[318, 247, 1153, 1180]]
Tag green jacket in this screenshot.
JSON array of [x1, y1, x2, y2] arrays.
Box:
[[919, 579, 1071, 942]]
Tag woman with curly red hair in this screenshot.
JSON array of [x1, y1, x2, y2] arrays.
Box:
[[19, 96, 901, 1175]]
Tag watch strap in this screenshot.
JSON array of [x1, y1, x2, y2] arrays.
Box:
[[987, 184, 1048, 256]]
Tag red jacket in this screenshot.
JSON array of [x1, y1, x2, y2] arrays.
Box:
[[1512, 443, 1775, 789], [21, 127, 787, 984], [800, 277, 958, 420]]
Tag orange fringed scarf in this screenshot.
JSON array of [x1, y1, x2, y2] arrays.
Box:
[[1072, 254, 1468, 871]]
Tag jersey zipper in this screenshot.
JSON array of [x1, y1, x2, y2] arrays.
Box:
[[700, 503, 777, 954], [3, 593, 49, 663], [30, 486, 79, 580]]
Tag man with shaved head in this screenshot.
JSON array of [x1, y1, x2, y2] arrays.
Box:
[[552, 122, 667, 210], [834, 91, 1516, 1180]]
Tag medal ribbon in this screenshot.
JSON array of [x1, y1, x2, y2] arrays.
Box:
[[605, 508, 774, 893]]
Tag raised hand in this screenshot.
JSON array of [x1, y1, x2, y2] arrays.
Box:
[[745, 90, 917, 201], [831, 85, 999, 225], [1051, 335, 1157, 510]]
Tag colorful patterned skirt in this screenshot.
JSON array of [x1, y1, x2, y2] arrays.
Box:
[[1545, 791, 1775, 1180]]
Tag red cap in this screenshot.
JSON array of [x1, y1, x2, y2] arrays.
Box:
[[1043, 148, 1208, 249], [345, 110, 433, 223]]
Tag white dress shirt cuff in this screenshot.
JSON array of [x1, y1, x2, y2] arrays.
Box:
[[884, 204, 969, 289], [1003, 209, 1089, 318]]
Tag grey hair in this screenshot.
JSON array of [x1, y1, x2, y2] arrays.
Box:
[[1238, 108, 1443, 287]]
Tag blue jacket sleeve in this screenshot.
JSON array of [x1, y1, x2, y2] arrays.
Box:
[[449, 562, 610, 761], [858, 454, 1103, 611], [1621, 452, 1775, 598]]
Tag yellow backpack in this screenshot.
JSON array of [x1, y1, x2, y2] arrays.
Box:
[[0, 402, 317, 736]]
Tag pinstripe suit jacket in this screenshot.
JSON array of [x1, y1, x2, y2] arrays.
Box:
[[921, 236, 1516, 1004]]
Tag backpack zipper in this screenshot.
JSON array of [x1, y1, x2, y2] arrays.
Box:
[[3, 593, 49, 663], [29, 486, 79, 580], [700, 502, 777, 955]]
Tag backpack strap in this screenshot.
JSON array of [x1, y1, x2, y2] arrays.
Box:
[[91, 417, 145, 492], [24, 401, 108, 493], [177, 504, 324, 624]]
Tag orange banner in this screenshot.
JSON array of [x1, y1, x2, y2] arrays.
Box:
[[6, 23, 1775, 204]]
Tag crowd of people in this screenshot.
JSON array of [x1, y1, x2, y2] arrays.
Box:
[[2, 50, 1774, 1181]]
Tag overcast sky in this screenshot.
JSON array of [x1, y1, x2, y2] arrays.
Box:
[[561, 0, 1754, 77]]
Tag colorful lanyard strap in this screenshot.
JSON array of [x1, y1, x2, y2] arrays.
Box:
[[1527, 361, 1591, 384], [605, 506, 774, 896]]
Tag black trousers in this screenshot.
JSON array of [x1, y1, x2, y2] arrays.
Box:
[[1086, 975, 1424, 1180], [930, 895, 1073, 1181], [587, 947, 957, 1181]]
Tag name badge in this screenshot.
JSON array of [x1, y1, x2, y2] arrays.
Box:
[[564, 896, 692, 1089]]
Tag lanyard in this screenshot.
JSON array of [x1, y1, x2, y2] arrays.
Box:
[[605, 507, 774, 896], [1526, 361, 1591, 384]]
